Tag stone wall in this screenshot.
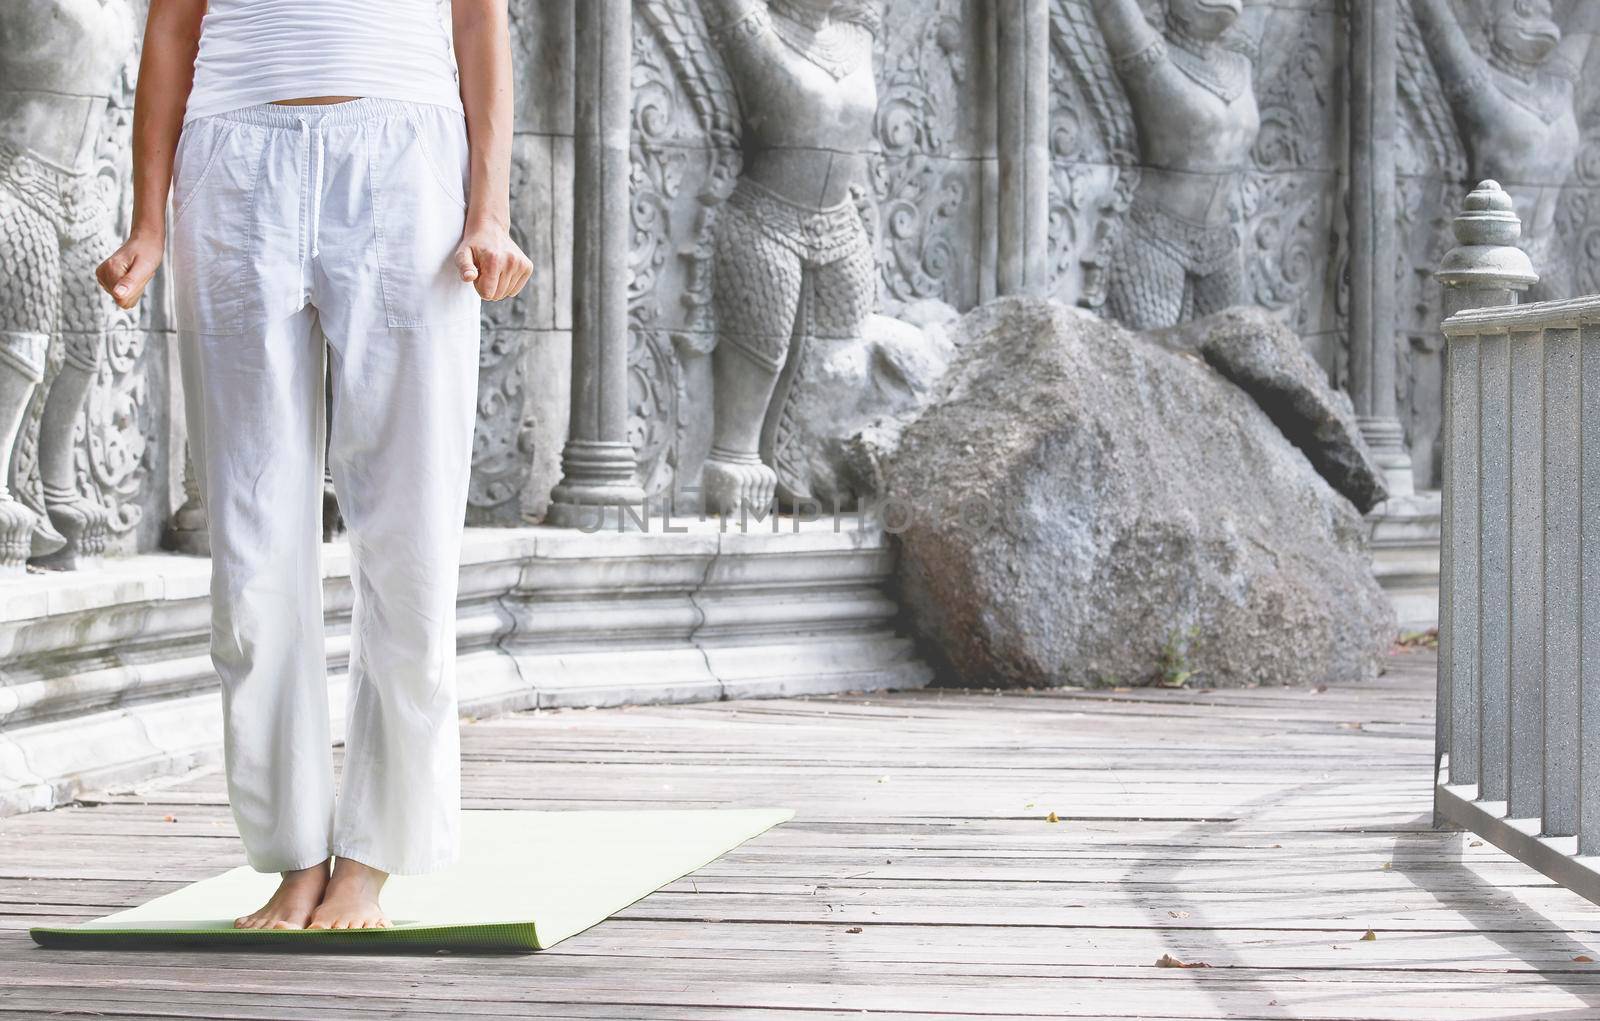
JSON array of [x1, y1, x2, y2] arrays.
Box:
[[3, 0, 1595, 566]]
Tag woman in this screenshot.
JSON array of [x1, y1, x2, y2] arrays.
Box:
[[94, 0, 533, 930]]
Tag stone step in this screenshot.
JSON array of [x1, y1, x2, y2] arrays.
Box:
[[0, 520, 930, 818]]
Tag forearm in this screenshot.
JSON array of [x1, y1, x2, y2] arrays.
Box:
[[699, 0, 772, 86], [129, 0, 205, 242], [701, 0, 763, 33], [1410, 0, 1480, 83], [1091, 0, 1160, 60], [1556, 4, 1600, 70], [453, 0, 514, 231]]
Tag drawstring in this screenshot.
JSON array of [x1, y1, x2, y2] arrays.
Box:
[[298, 116, 325, 260]]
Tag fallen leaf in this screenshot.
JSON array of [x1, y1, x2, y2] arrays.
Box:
[[1168, 910, 1190, 919], [1381, 861, 1392, 871], [1338, 722, 1364, 730], [1470, 840, 1483, 847], [1156, 953, 1211, 969], [1396, 628, 1440, 651], [1361, 930, 1377, 941], [845, 926, 863, 934], [1575, 955, 1594, 963], [1046, 811, 1060, 823], [1313, 684, 1329, 694], [162, 815, 177, 823]]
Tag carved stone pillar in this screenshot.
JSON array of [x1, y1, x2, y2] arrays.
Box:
[[546, 0, 644, 528], [994, 0, 1051, 297], [1347, 0, 1413, 497]]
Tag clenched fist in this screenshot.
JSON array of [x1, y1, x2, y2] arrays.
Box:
[[453, 221, 532, 302], [96, 233, 164, 311]]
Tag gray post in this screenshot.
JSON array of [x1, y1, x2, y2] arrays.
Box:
[[1433, 179, 1538, 825], [1348, 0, 1413, 496], [1437, 180, 1540, 319], [547, 0, 645, 528], [995, 0, 1051, 296]]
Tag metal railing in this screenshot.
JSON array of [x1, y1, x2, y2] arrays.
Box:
[[1435, 181, 1600, 899]]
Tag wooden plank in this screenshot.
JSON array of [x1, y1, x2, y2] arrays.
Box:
[[6, 650, 1600, 1020]]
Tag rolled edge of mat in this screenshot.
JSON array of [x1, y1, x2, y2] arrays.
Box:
[[28, 921, 542, 954]]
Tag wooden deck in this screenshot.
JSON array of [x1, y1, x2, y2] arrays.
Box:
[[7, 647, 1600, 1019]]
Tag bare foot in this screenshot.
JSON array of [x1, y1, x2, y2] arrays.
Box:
[[234, 860, 330, 930], [307, 856, 391, 929]]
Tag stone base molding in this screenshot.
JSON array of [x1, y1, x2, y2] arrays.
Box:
[[1368, 490, 1442, 634], [0, 521, 929, 817]]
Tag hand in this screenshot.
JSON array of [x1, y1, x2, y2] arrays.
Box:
[[96, 233, 164, 311], [453, 221, 532, 302]]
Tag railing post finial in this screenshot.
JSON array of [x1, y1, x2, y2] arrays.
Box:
[[1436, 180, 1540, 318]]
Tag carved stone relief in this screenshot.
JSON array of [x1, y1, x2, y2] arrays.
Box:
[[626, 0, 985, 512], [871, 0, 981, 313], [1397, 0, 1600, 487], [12, 0, 1594, 546], [1047, 0, 1343, 370], [1049, 0, 1261, 331], [0, 0, 161, 571]]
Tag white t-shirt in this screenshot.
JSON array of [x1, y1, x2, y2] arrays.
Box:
[[185, 0, 464, 122]]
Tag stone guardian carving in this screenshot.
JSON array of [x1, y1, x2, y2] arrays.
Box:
[[1407, 0, 1597, 302], [1068, 0, 1266, 330], [0, 0, 134, 569], [695, 0, 882, 513]]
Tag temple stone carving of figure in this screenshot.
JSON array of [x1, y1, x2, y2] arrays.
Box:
[[0, 0, 134, 570], [1089, 0, 1265, 330], [698, 0, 881, 514], [1411, 0, 1596, 302]]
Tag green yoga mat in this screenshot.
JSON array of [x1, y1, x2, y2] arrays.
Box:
[[30, 808, 792, 953]]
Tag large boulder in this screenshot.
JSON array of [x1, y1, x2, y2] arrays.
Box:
[[1155, 308, 1389, 513], [882, 297, 1394, 688]]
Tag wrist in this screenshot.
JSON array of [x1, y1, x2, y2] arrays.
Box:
[[129, 221, 166, 246], [465, 206, 510, 234]]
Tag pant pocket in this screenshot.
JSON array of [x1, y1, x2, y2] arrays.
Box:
[[368, 111, 479, 329], [171, 119, 269, 336]]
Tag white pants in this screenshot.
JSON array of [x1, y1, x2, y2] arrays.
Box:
[[173, 99, 480, 875]]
